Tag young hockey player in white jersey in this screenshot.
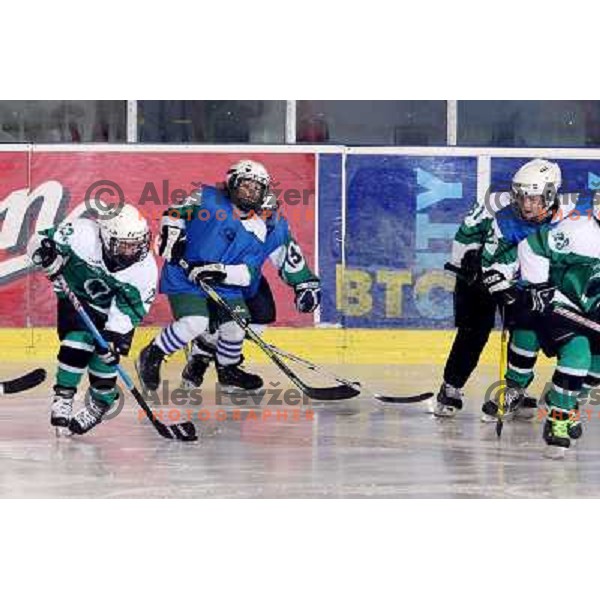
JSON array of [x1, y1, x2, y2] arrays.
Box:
[[511, 207, 600, 457], [136, 160, 273, 393], [27, 204, 158, 435], [180, 194, 321, 390], [435, 159, 573, 418], [478, 159, 590, 423]]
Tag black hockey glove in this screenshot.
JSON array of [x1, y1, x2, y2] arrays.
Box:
[[157, 224, 187, 263], [187, 263, 228, 286], [97, 330, 134, 366], [294, 280, 321, 313], [481, 269, 518, 306], [31, 238, 65, 280], [460, 249, 482, 286], [521, 283, 556, 316]]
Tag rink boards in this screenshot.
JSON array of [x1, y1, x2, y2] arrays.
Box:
[[2, 144, 600, 355]]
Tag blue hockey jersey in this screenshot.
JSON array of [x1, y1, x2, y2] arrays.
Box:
[[160, 186, 268, 299]]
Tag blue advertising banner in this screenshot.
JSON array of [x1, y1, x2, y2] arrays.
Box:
[[317, 153, 343, 325], [491, 157, 600, 204], [325, 154, 478, 328]]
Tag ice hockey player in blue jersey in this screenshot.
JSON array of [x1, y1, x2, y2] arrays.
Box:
[[180, 191, 321, 390], [136, 160, 277, 393]]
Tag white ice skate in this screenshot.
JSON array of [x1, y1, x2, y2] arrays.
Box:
[[50, 387, 75, 434]]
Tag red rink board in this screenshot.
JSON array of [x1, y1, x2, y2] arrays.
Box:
[[0, 150, 316, 327]]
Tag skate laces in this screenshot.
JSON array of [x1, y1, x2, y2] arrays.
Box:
[[444, 384, 464, 400], [553, 419, 570, 439]]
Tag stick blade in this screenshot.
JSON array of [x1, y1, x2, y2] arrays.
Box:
[[303, 384, 361, 401], [1, 368, 47, 394], [374, 391, 434, 404]]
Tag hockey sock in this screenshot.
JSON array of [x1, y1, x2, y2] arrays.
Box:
[[56, 331, 95, 390], [155, 315, 209, 355], [506, 329, 540, 389], [88, 354, 118, 406], [547, 335, 590, 411], [216, 320, 245, 366]]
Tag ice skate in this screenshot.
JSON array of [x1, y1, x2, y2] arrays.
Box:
[[217, 362, 263, 393], [433, 383, 464, 418], [136, 342, 166, 391], [69, 396, 111, 435], [543, 407, 576, 459], [50, 386, 75, 431], [481, 384, 524, 422], [181, 354, 211, 389]]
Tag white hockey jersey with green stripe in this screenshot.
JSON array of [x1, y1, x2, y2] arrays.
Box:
[[30, 218, 158, 335], [519, 216, 600, 314]]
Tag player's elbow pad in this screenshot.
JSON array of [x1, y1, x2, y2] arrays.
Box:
[[224, 265, 251, 286]]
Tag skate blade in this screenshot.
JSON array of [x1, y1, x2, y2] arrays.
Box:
[[54, 426, 72, 438], [218, 385, 262, 395], [544, 445, 567, 460], [481, 412, 515, 423], [433, 406, 458, 418], [179, 379, 199, 391]]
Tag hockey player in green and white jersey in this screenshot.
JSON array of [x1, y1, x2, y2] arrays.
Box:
[[511, 209, 600, 457], [436, 159, 570, 419], [477, 161, 594, 427], [27, 204, 158, 436]]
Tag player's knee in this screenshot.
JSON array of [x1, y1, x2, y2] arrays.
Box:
[[177, 315, 209, 340], [219, 320, 245, 343]]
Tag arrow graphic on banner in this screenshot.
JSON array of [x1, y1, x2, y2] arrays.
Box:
[[415, 168, 462, 211], [588, 172, 600, 190]]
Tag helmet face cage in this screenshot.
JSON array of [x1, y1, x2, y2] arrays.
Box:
[[103, 231, 151, 271], [226, 162, 270, 213], [510, 182, 558, 222]]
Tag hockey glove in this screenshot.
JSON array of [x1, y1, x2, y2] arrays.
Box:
[[188, 263, 228, 286], [521, 283, 556, 316], [96, 330, 134, 366], [482, 269, 519, 307], [460, 249, 482, 286], [31, 238, 65, 280], [157, 224, 187, 263], [294, 280, 321, 313]]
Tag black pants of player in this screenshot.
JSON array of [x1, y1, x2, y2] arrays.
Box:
[[246, 275, 276, 325], [443, 276, 497, 389]]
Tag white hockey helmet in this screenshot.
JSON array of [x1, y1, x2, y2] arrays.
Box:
[[511, 158, 562, 213], [99, 204, 151, 271], [226, 159, 271, 212]]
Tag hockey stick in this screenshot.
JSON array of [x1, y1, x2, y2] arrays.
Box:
[[55, 276, 197, 442], [497, 310, 509, 437], [263, 341, 433, 404], [553, 306, 600, 335], [180, 260, 359, 401], [0, 368, 47, 395]]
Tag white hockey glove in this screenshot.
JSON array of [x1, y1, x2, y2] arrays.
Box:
[[157, 224, 187, 263]]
